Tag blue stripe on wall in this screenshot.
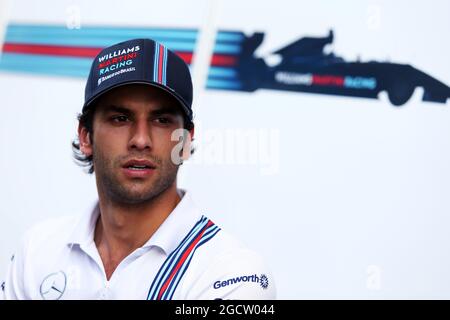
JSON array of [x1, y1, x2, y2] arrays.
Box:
[[6, 24, 245, 43], [0, 53, 91, 78], [6, 24, 199, 41], [208, 67, 239, 78], [206, 78, 242, 89]]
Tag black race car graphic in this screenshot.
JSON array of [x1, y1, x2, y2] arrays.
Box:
[[1, 24, 448, 106], [207, 30, 450, 106]]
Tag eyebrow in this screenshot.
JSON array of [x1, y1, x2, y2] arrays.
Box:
[[100, 104, 182, 116], [101, 105, 131, 115]]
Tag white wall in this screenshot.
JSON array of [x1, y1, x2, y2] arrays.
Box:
[[1, 0, 450, 299]]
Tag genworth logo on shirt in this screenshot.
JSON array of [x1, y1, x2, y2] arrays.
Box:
[[214, 274, 269, 290]]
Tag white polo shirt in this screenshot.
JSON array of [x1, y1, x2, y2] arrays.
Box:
[[2, 190, 276, 300]]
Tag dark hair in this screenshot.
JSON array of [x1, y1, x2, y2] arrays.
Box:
[[72, 105, 194, 174], [72, 106, 96, 174]]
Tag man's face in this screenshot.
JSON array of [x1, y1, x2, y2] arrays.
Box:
[[80, 84, 190, 205]]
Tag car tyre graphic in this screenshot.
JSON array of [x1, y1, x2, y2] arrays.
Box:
[[388, 81, 415, 106]]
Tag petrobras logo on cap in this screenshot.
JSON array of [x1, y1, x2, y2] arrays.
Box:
[[213, 274, 269, 290], [96, 45, 140, 86]]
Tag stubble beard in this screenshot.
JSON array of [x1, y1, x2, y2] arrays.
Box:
[[92, 144, 179, 205]]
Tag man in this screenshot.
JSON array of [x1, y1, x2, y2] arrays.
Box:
[[2, 38, 276, 299]]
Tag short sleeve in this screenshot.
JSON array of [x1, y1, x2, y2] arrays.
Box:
[[186, 249, 276, 300]]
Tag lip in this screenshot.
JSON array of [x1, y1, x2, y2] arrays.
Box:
[[122, 159, 157, 169], [121, 159, 156, 178]]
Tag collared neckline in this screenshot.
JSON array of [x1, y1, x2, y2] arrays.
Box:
[[66, 189, 202, 256]]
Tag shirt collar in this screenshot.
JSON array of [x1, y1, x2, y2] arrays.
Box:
[[142, 190, 202, 254], [66, 189, 202, 255], [66, 201, 100, 248]]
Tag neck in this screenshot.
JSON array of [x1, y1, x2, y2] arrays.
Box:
[[94, 183, 181, 279]]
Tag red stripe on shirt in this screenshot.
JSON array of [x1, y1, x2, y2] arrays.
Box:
[[157, 221, 214, 299]]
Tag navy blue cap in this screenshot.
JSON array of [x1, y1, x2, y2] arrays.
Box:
[[83, 38, 193, 123]]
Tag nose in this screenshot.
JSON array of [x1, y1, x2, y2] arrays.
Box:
[[128, 119, 152, 151]]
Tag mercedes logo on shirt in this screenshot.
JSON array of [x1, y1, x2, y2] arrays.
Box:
[[39, 271, 67, 300]]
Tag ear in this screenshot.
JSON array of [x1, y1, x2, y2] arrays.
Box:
[[181, 126, 194, 161], [188, 126, 194, 141], [78, 122, 93, 157]]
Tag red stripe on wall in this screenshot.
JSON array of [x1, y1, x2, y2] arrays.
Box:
[[211, 54, 237, 66], [174, 52, 193, 65], [2, 43, 102, 58], [2, 43, 237, 67]]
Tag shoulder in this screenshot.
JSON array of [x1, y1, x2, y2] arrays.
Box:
[[25, 216, 79, 244], [19, 215, 80, 258], [2, 215, 80, 300], [181, 228, 277, 299], [203, 229, 268, 269]]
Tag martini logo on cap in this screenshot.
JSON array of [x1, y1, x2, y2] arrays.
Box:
[[98, 45, 140, 63]]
